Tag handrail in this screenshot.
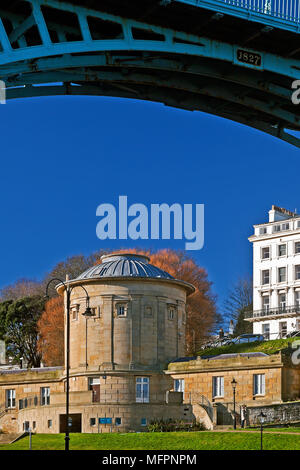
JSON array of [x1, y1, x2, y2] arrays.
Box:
[[183, 392, 214, 420]]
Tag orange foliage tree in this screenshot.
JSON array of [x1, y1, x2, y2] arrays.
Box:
[[37, 296, 64, 366]]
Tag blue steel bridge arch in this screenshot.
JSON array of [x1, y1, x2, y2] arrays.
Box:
[[0, 0, 300, 147]]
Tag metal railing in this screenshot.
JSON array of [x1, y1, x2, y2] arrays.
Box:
[[245, 304, 300, 319], [219, 0, 300, 22], [184, 392, 214, 421], [261, 331, 297, 340]]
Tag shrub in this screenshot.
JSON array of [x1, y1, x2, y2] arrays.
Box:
[[147, 419, 206, 432]]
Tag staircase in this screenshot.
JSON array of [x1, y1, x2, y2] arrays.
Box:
[[188, 394, 214, 430], [0, 433, 25, 445]]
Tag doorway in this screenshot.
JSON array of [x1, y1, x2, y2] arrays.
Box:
[[59, 413, 82, 433]]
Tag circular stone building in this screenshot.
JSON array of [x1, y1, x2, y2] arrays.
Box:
[[54, 252, 195, 432]]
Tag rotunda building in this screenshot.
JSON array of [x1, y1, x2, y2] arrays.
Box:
[[54, 252, 195, 432]]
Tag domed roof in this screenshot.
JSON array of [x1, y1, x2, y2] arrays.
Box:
[[75, 253, 174, 281]]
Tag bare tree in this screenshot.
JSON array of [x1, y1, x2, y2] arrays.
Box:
[[0, 278, 43, 301], [223, 278, 253, 335]]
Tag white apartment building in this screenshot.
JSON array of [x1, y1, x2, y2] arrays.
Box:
[[247, 205, 300, 340]]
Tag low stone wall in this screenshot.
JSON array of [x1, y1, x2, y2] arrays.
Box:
[[248, 401, 300, 425]]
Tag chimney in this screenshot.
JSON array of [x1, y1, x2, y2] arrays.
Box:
[[268, 205, 296, 222]]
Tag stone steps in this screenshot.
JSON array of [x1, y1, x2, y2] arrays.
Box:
[[0, 433, 25, 444]]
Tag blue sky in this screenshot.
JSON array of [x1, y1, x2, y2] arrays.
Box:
[[0, 95, 299, 314]]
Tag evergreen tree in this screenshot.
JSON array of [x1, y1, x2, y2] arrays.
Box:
[[0, 296, 44, 367]]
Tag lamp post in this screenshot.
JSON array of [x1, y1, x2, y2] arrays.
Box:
[[259, 411, 267, 450], [231, 378, 237, 430], [45, 278, 94, 451]]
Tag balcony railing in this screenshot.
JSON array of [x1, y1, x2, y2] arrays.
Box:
[[218, 0, 300, 22], [245, 304, 300, 319]]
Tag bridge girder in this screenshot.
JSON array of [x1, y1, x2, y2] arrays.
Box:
[[0, 0, 299, 147]]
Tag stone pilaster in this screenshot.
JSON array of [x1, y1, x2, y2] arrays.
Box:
[[157, 297, 168, 368], [101, 294, 114, 370]]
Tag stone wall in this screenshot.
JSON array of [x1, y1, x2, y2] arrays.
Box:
[[0, 368, 185, 434], [248, 401, 300, 425], [282, 366, 300, 401], [167, 353, 285, 407], [0, 409, 18, 433]]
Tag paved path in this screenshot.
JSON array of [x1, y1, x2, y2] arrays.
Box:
[[213, 429, 300, 435]]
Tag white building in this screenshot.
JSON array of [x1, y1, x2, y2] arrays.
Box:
[[247, 205, 300, 340]]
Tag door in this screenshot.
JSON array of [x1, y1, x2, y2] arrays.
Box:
[[92, 384, 100, 403], [88, 377, 100, 403], [279, 294, 286, 312], [279, 321, 287, 338], [262, 324, 270, 340], [59, 414, 82, 433]]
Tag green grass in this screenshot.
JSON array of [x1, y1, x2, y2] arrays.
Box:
[[197, 338, 293, 357], [1, 431, 300, 450]]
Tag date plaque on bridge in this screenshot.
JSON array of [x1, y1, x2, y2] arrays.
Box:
[[235, 48, 263, 69]]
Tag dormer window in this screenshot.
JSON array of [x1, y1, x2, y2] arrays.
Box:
[[273, 225, 281, 233], [259, 227, 267, 235]]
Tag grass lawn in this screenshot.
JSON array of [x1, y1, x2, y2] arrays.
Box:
[[197, 338, 294, 357], [0, 431, 300, 450]]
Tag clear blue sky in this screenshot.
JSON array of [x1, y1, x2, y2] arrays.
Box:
[[0, 95, 299, 314]]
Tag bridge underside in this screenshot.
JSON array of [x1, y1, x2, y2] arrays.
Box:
[[0, 0, 299, 147]]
